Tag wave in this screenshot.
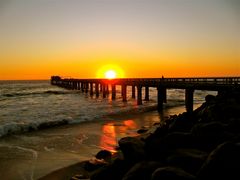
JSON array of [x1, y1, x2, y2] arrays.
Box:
[[0, 103, 160, 138], [1, 90, 77, 98], [0, 119, 69, 138]]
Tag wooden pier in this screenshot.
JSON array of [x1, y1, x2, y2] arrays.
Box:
[[51, 76, 240, 112]]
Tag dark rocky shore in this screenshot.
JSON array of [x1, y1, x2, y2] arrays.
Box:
[[41, 90, 240, 180]]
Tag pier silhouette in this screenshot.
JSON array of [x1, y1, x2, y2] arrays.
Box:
[[51, 76, 240, 112]]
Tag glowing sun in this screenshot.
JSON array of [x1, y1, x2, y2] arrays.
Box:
[[105, 70, 116, 79], [96, 64, 125, 79]]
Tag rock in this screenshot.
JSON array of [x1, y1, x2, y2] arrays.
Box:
[[191, 121, 232, 151], [198, 141, 240, 179], [161, 132, 194, 149], [122, 161, 163, 180], [151, 166, 196, 180], [90, 158, 132, 180], [84, 150, 112, 172], [227, 118, 240, 134], [137, 127, 149, 134], [95, 150, 112, 162], [191, 121, 226, 136], [118, 137, 145, 162], [144, 122, 169, 142], [205, 95, 216, 104], [167, 148, 208, 174], [145, 132, 194, 162], [168, 112, 196, 133]]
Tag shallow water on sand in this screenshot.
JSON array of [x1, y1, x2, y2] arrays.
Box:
[[0, 107, 184, 180]]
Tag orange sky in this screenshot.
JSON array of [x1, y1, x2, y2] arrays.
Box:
[[0, 0, 239, 80]]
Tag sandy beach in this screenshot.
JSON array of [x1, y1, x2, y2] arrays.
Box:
[[0, 105, 186, 180]]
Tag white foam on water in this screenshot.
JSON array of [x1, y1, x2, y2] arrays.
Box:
[[0, 81, 217, 138], [0, 144, 38, 180]]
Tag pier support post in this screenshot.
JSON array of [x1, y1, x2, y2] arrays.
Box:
[[157, 86, 166, 111], [121, 85, 123, 96], [103, 84, 106, 98], [85, 83, 89, 93], [185, 88, 194, 113], [95, 83, 99, 97], [162, 87, 167, 103], [112, 84, 116, 100], [81, 82, 84, 92], [132, 85, 136, 98], [65, 81, 68, 88], [74, 82, 77, 90], [75, 82, 77, 89], [72, 82, 75, 89], [137, 85, 142, 105], [145, 86, 149, 101], [90, 83, 93, 96], [106, 84, 109, 94], [122, 85, 127, 102]]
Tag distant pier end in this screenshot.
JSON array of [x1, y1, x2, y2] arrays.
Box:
[[51, 76, 240, 112]]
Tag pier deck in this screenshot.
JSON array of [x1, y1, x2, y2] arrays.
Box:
[[51, 76, 240, 112]]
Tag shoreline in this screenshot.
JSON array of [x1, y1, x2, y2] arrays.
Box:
[[0, 104, 187, 180], [41, 91, 240, 179], [37, 104, 195, 180]]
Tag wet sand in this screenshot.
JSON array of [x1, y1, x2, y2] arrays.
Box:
[[0, 106, 186, 180]]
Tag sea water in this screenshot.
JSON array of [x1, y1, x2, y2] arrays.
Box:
[[0, 80, 217, 179], [0, 80, 216, 137]]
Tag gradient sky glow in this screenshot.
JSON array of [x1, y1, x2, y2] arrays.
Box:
[[0, 0, 239, 80]]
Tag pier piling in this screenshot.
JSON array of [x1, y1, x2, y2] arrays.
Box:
[[132, 85, 136, 98], [112, 84, 116, 100], [137, 85, 142, 105], [185, 88, 194, 112], [145, 86, 149, 101], [122, 85, 127, 102], [95, 83, 99, 97]]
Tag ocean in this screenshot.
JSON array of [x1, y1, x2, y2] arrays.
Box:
[[0, 80, 217, 179]]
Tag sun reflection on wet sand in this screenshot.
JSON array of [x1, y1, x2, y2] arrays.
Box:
[[99, 120, 138, 153], [100, 123, 117, 152]]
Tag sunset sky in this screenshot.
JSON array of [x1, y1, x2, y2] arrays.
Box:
[[0, 0, 239, 80]]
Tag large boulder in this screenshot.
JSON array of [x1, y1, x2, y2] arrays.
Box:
[[190, 121, 232, 151], [205, 95, 216, 104], [90, 158, 132, 180], [227, 118, 240, 134], [145, 132, 194, 162], [168, 112, 197, 133], [167, 148, 208, 175], [118, 137, 145, 162], [197, 141, 240, 179], [151, 166, 196, 180], [122, 161, 163, 180]]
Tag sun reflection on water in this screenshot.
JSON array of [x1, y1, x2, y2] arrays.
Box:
[[99, 120, 138, 153]]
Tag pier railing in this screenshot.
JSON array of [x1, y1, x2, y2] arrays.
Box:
[[115, 77, 240, 84]]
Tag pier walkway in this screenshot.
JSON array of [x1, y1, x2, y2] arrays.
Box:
[[51, 76, 240, 112]]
